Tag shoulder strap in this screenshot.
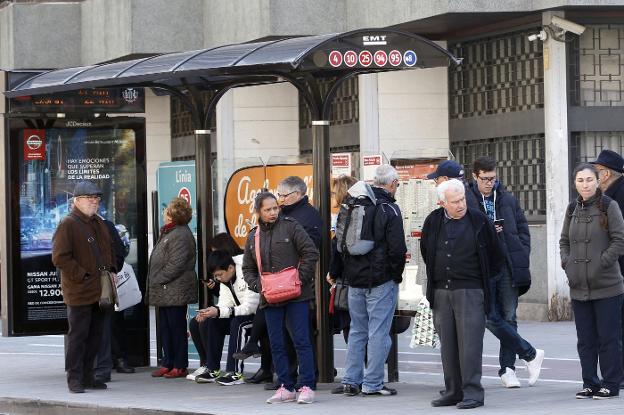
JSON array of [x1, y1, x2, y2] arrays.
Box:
[[225, 282, 241, 306], [69, 214, 105, 270], [566, 201, 577, 217], [254, 229, 263, 274]]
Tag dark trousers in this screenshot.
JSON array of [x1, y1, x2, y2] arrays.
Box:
[[572, 294, 623, 392], [200, 315, 253, 373], [485, 268, 535, 375], [433, 288, 486, 403], [265, 301, 315, 390], [246, 308, 273, 371], [94, 307, 113, 380], [66, 303, 105, 386], [158, 305, 188, 369]]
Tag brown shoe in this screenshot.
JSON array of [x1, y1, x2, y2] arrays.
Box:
[[151, 367, 171, 377], [163, 368, 188, 378]]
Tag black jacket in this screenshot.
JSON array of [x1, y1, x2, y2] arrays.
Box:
[[331, 187, 407, 288], [103, 218, 125, 272], [420, 207, 504, 315], [604, 176, 624, 273], [467, 181, 532, 295], [280, 195, 323, 249], [242, 216, 319, 308]]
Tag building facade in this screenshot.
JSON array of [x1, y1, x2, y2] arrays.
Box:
[[3, 0, 624, 322]]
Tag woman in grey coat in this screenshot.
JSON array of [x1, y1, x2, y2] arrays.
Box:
[[560, 163, 624, 399], [147, 197, 198, 379]]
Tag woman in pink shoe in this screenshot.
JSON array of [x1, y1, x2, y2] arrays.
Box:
[[243, 192, 319, 404], [146, 198, 198, 379]]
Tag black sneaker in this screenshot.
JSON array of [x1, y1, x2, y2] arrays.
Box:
[[343, 384, 361, 396], [593, 387, 618, 399], [232, 343, 261, 360], [195, 369, 220, 384], [575, 387, 595, 399], [216, 372, 245, 386], [362, 386, 397, 396]]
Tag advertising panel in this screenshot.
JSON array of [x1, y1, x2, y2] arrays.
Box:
[[156, 161, 197, 234], [9, 118, 146, 335], [224, 164, 313, 248]]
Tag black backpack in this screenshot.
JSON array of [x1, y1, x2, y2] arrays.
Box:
[[566, 194, 612, 217]]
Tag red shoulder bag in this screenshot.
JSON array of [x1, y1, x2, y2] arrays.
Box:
[[254, 228, 301, 304]]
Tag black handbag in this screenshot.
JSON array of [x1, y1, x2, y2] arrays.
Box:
[[333, 279, 349, 311]]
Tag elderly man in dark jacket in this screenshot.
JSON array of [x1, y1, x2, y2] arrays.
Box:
[[332, 165, 407, 397], [466, 156, 544, 388], [52, 181, 116, 393], [421, 179, 503, 409], [590, 149, 624, 389], [277, 176, 322, 248]]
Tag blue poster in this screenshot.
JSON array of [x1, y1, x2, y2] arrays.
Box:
[[156, 161, 197, 235]]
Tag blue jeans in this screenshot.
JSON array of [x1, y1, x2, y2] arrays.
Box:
[[486, 268, 535, 375], [343, 280, 398, 393], [572, 294, 623, 392], [265, 301, 315, 391]]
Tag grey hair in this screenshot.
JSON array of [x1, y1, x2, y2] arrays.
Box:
[[278, 176, 307, 195], [374, 164, 399, 186], [436, 178, 465, 202]]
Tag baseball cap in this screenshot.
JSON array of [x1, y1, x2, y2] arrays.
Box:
[[426, 160, 464, 180]]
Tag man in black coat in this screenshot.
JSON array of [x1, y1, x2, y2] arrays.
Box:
[[421, 179, 503, 409], [466, 156, 544, 388], [277, 176, 322, 249], [590, 149, 624, 389]]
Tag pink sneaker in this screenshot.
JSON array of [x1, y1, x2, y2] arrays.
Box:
[[266, 385, 297, 404], [297, 386, 315, 404]]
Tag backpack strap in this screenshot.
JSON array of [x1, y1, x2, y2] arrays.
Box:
[[600, 194, 612, 214], [566, 201, 577, 217]]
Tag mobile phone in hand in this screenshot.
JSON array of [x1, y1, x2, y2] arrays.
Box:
[[494, 219, 504, 227]]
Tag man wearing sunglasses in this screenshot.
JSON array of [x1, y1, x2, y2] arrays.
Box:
[[467, 156, 544, 389]]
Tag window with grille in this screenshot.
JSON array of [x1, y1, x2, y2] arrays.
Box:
[[449, 29, 544, 119], [569, 24, 624, 107], [451, 134, 546, 221], [170, 91, 217, 160], [298, 76, 359, 128]]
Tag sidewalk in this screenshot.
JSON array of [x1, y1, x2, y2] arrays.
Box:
[[0, 320, 622, 415]]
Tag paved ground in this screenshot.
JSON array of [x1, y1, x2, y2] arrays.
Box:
[[0, 318, 622, 414]]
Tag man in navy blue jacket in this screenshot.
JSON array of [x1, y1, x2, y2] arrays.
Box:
[[467, 156, 544, 388], [590, 149, 624, 389]]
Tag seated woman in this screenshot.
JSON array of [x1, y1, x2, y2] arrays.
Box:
[[189, 249, 260, 385]]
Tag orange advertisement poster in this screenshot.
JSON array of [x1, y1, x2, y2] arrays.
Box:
[[224, 164, 313, 248]]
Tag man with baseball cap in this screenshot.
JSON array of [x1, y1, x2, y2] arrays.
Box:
[[427, 160, 465, 185], [590, 149, 624, 389], [53, 181, 116, 393]]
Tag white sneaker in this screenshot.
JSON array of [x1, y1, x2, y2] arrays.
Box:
[[186, 366, 208, 381], [525, 349, 544, 386], [500, 368, 521, 388]]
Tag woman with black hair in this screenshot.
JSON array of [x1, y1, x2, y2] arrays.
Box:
[[560, 162, 624, 399]]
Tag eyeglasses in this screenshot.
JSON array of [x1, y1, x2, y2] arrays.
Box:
[[77, 195, 101, 201], [477, 175, 497, 183], [277, 191, 297, 199], [393, 179, 400, 188]]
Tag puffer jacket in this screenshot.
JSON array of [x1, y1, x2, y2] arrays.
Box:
[[559, 190, 624, 301], [146, 224, 198, 306], [242, 216, 319, 308], [215, 254, 260, 318], [467, 181, 531, 294]]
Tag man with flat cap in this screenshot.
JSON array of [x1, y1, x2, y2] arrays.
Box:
[[52, 181, 116, 393], [590, 149, 624, 389]]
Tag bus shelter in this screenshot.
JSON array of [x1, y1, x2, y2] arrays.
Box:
[[5, 28, 461, 382]]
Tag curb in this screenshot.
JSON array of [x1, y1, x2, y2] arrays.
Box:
[[0, 397, 210, 415]]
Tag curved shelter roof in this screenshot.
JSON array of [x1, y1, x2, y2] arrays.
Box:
[[5, 28, 461, 97]]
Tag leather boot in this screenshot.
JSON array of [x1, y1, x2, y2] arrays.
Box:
[[115, 358, 136, 374]]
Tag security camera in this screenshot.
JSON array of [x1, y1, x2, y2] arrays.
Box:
[[528, 30, 548, 42], [550, 16, 586, 36]]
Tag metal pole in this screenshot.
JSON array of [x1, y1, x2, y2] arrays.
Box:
[[311, 119, 333, 383], [150, 190, 162, 364], [195, 129, 213, 307], [387, 320, 399, 382]]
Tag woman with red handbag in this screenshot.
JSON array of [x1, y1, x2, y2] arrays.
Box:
[[243, 192, 319, 404]]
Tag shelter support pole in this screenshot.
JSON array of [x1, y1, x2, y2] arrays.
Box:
[[312, 119, 334, 383], [195, 129, 214, 307]]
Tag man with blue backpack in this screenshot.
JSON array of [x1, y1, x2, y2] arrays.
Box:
[[331, 164, 407, 397]]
